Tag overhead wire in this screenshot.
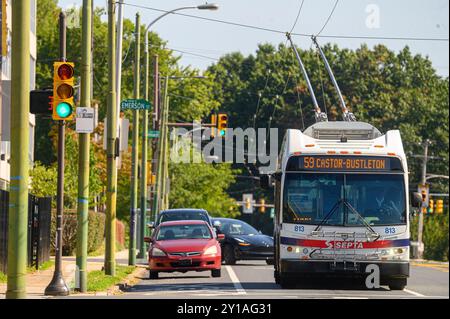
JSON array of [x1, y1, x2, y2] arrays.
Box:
[[316, 0, 340, 36], [121, 2, 449, 42]]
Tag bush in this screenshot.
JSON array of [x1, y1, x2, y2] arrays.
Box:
[[51, 210, 106, 256], [411, 213, 449, 261]]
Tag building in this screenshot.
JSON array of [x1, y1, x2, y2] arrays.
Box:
[[0, 0, 37, 190]]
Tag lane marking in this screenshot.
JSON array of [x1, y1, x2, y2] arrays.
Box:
[[333, 297, 369, 299], [403, 289, 426, 297], [225, 266, 247, 295]]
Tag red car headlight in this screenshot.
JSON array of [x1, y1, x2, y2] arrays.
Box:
[[204, 246, 218, 256], [151, 247, 166, 257]]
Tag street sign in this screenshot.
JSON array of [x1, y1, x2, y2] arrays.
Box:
[[242, 194, 253, 214], [75, 107, 95, 133], [120, 99, 151, 110], [148, 130, 160, 138]]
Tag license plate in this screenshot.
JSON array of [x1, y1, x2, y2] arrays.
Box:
[[178, 259, 192, 266]]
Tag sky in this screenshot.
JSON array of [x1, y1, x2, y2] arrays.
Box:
[[58, 0, 449, 77]]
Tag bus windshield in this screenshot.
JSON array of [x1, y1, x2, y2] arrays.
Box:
[[283, 173, 406, 226]]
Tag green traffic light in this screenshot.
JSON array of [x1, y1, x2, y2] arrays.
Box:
[[219, 129, 226, 136], [56, 102, 72, 118]]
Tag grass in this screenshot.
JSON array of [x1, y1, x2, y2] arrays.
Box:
[[87, 265, 136, 292], [0, 271, 6, 283]]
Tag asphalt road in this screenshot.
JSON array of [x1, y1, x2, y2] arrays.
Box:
[[118, 260, 448, 299]]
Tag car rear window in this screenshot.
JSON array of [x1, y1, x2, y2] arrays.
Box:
[[156, 224, 212, 241], [159, 211, 209, 224]]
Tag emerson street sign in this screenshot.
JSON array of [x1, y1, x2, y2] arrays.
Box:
[[120, 99, 151, 110]]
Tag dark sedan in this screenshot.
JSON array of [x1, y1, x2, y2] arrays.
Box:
[[212, 218, 274, 265]]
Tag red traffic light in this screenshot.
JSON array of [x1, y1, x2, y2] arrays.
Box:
[[57, 64, 74, 80]]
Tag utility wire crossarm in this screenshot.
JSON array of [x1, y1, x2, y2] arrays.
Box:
[[286, 32, 327, 123], [311, 36, 356, 122]]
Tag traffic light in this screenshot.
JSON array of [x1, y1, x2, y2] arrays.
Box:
[[217, 113, 228, 137], [245, 197, 251, 210], [210, 114, 217, 138], [421, 190, 428, 207], [436, 200, 444, 214], [259, 199, 265, 213], [53, 62, 75, 120], [428, 199, 434, 214]]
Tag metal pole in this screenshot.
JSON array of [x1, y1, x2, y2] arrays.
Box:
[[6, 0, 30, 299], [137, 30, 149, 259], [149, 55, 159, 222], [116, 0, 124, 129], [129, 13, 140, 265], [105, 0, 117, 276], [417, 139, 429, 259], [75, 0, 92, 293], [45, 12, 70, 296]]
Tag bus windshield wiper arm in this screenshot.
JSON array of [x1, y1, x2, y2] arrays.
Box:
[[342, 200, 380, 241], [314, 199, 343, 232]]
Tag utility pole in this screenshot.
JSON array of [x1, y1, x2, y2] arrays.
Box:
[[154, 77, 169, 213], [417, 139, 430, 259], [160, 96, 170, 210], [45, 12, 70, 296], [105, 0, 117, 276], [137, 29, 149, 259], [129, 13, 140, 265], [149, 55, 159, 222], [75, 0, 92, 293], [6, 0, 30, 299]]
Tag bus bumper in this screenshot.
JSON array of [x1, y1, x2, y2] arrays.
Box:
[[280, 259, 409, 279]]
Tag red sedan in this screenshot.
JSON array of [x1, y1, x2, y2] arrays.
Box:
[[145, 220, 224, 279]]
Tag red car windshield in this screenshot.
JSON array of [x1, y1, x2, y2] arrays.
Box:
[[156, 224, 212, 241]]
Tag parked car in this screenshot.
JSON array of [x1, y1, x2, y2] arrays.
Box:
[[212, 218, 274, 265], [150, 208, 214, 228], [144, 220, 224, 279]]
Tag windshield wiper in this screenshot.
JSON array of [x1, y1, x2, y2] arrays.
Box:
[[314, 199, 343, 232], [342, 200, 380, 241]]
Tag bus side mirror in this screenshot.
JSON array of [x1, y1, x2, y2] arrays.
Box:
[[411, 192, 423, 208]]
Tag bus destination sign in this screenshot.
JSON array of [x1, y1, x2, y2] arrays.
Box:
[[287, 155, 403, 172]]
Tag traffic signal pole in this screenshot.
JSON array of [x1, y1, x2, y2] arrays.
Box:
[[45, 12, 70, 296], [129, 13, 140, 265], [105, 0, 117, 276], [417, 139, 430, 259], [6, 0, 30, 299], [75, 0, 92, 292]]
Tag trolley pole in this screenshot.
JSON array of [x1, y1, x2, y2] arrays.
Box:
[[6, 0, 31, 299], [75, 0, 92, 293], [129, 13, 140, 265], [45, 12, 70, 296], [105, 0, 117, 276]]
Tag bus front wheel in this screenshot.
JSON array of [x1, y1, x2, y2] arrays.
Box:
[[388, 278, 407, 290]]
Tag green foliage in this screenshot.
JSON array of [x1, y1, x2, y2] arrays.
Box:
[[0, 271, 6, 283], [29, 161, 57, 198], [168, 142, 238, 217], [87, 265, 135, 292], [51, 210, 105, 256], [411, 213, 449, 261]]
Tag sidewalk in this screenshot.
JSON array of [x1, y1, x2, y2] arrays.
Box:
[[0, 249, 133, 298]]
